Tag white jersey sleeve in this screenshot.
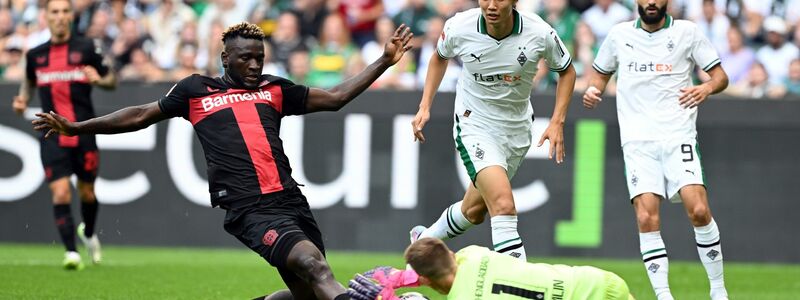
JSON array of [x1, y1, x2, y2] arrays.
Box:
[[436, 18, 457, 59], [690, 24, 721, 72], [544, 28, 572, 72], [592, 27, 618, 75]]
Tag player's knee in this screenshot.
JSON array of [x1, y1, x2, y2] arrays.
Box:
[[51, 188, 71, 204], [292, 255, 334, 285], [635, 211, 659, 231], [488, 196, 516, 216], [688, 205, 711, 226], [78, 189, 96, 202]]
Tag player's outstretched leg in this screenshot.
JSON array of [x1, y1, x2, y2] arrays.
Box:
[[634, 194, 673, 300], [476, 166, 526, 260], [680, 185, 728, 300], [412, 185, 484, 242], [50, 178, 82, 270], [77, 180, 101, 264], [285, 240, 350, 300]]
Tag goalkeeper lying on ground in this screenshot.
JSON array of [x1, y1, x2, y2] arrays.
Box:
[[348, 238, 635, 300]]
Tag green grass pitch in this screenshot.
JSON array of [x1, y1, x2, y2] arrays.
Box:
[[0, 243, 797, 299]]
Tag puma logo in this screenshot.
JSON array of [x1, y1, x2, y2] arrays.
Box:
[[470, 53, 483, 62]]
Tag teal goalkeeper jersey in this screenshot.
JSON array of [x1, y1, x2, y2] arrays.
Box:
[[448, 246, 614, 300]]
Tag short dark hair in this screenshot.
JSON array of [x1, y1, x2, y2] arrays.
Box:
[[221, 22, 265, 44], [45, 0, 72, 8], [404, 238, 456, 280]]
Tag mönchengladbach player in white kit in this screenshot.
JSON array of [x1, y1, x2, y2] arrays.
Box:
[[583, 0, 729, 299], [410, 0, 576, 260]]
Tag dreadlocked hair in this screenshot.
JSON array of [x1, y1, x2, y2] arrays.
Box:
[[221, 22, 265, 44]]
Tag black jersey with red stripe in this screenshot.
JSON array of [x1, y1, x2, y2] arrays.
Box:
[[26, 36, 109, 147], [158, 74, 309, 207]]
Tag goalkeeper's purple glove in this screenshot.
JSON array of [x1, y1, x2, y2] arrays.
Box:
[[347, 274, 400, 300]]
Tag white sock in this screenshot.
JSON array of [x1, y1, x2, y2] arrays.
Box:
[[640, 231, 673, 300], [491, 215, 526, 261], [420, 201, 475, 240], [695, 219, 728, 300]]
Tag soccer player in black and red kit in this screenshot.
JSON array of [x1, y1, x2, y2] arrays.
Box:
[[34, 22, 412, 299], [13, 0, 116, 269]]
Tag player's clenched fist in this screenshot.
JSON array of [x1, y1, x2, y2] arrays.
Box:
[[12, 95, 27, 115], [583, 86, 602, 109]]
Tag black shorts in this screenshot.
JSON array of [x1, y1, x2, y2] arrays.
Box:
[[40, 135, 99, 183], [222, 188, 325, 283]]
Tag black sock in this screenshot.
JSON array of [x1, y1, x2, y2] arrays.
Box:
[[53, 204, 77, 252], [81, 200, 99, 237], [334, 294, 351, 300]]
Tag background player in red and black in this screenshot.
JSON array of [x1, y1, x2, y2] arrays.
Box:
[[33, 22, 412, 299], [12, 0, 115, 269]]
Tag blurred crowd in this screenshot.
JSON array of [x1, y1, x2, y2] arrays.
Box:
[[0, 0, 798, 99]]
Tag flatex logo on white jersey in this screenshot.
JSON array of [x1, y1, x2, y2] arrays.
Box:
[[201, 90, 273, 112]]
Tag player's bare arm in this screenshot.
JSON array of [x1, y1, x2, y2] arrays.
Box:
[[412, 51, 448, 143], [582, 70, 613, 109], [304, 24, 412, 113], [12, 78, 35, 116], [83, 65, 117, 90], [538, 64, 576, 164], [678, 64, 728, 108], [32, 101, 168, 138]]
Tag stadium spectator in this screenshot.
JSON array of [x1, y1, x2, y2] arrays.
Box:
[[741, 0, 772, 40], [269, 12, 311, 69], [362, 17, 394, 65], [291, 0, 329, 40], [0, 9, 15, 38], [414, 16, 460, 92], [787, 0, 800, 28], [84, 8, 115, 55], [339, 0, 385, 47], [1, 36, 24, 81], [785, 59, 800, 97], [118, 47, 166, 82], [696, 0, 730, 53], [111, 18, 150, 69], [720, 27, 755, 85], [581, 0, 632, 43], [287, 50, 311, 84], [144, 0, 197, 70], [726, 62, 785, 98], [199, 20, 226, 77], [392, 0, 436, 39], [756, 16, 799, 85], [539, 0, 580, 55], [362, 17, 414, 90], [196, 0, 250, 68], [307, 14, 358, 88], [573, 22, 598, 91], [261, 42, 288, 78], [71, 0, 99, 37], [27, 9, 52, 48], [169, 43, 203, 82]]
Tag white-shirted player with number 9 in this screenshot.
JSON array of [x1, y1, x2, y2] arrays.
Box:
[[409, 0, 576, 261], [583, 0, 730, 299]]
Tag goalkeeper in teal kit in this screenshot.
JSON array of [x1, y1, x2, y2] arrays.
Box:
[[348, 238, 634, 300]]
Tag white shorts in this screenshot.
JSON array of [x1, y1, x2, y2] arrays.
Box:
[[623, 137, 706, 203], [453, 114, 532, 183]]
